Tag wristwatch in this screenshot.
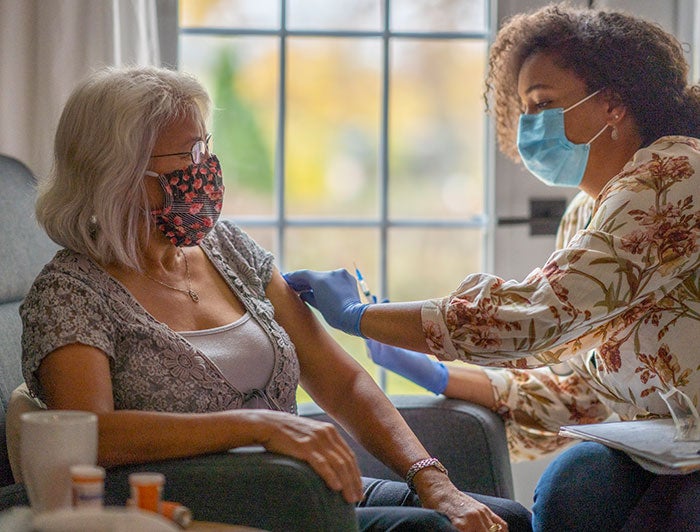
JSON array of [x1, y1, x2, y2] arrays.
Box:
[[405, 457, 449, 493]]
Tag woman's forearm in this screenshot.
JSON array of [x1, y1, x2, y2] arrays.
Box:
[[96, 409, 274, 467], [443, 365, 496, 409], [360, 301, 430, 353], [317, 368, 433, 477], [97, 407, 365, 503]]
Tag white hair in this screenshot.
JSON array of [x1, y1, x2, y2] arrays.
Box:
[[36, 65, 211, 270]]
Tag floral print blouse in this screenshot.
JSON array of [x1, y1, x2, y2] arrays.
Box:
[[422, 136, 700, 461], [21, 221, 300, 414]]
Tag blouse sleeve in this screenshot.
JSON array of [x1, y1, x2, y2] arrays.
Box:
[[484, 364, 613, 461], [422, 140, 700, 366], [424, 138, 700, 458], [20, 270, 116, 400]]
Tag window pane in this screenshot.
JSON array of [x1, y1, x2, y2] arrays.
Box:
[[285, 227, 381, 403], [389, 39, 487, 220], [180, 0, 280, 29], [387, 228, 483, 300], [383, 228, 483, 396], [391, 0, 487, 33], [180, 35, 278, 217], [178, 1, 492, 399], [284, 227, 379, 276], [288, 0, 381, 31], [286, 38, 381, 218]]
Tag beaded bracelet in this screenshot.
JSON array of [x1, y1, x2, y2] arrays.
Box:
[[405, 457, 448, 493]]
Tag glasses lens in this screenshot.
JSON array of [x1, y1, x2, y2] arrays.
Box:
[[192, 140, 207, 164]]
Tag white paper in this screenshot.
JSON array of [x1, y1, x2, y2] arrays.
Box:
[[559, 419, 700, 473]]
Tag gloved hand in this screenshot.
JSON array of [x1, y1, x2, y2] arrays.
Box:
[[366, 338, 448, 395], [283, 269, 369, 337]]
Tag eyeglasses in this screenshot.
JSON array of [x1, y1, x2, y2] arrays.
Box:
[[151, 134, 212, 165]]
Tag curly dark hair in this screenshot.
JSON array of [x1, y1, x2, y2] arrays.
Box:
[[485, 2, 700, 160]]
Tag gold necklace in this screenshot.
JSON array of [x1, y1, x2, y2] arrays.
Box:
[[142, 248, 200, 303]]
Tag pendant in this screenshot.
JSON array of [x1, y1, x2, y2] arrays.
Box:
[[189, 290, 200, 303]]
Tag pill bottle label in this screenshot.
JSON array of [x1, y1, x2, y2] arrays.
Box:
[[70, 465, 105, 508]]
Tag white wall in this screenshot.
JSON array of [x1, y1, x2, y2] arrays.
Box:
[[0, 0, 167, 180]]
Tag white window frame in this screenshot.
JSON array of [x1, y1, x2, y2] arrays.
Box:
[[178, 0, 497, 304]]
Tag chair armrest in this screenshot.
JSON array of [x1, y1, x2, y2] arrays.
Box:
[[0, 483, 29, 512], [0, 447, 358, 531], [104, 446, 358, 532], [299, 394, 514, 499]]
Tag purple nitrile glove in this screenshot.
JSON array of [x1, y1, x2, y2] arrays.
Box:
[[283, 269, 369, 337], [366, 338, 448, 395]]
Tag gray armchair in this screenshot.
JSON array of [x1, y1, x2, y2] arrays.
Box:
[[300, 396, 513, 498], [0, 153, 514, 531]]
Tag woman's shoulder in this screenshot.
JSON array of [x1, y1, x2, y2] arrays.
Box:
[[22, 249, 111, 312], [648, 135, 700, 149], [29, 249, 102, 288], [202, 220, 275, 284], [600, 135, 700, 199], [640, 135, 700, 160], [207, 219, 249, 243], [205, 220, 272, 258]]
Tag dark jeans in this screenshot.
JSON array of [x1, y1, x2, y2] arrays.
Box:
[[357, 477, 533, 532], [532, 441, 700, 532]]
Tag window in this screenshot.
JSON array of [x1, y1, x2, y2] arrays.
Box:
[[179, 0, 493, 394]]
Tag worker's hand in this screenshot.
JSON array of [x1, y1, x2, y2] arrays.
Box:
[[283, 269, 369, 337], [366, 339, 449, 395]]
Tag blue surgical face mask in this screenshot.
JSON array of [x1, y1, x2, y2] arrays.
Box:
[[517, 90, 608, 187]]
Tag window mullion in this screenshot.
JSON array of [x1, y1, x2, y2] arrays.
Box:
[[276, 0, 288, 269], [379, 0, 391, 303], [375, 0, 393, 389]]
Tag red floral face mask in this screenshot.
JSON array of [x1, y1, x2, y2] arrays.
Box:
[[147, 155, 224, 247]]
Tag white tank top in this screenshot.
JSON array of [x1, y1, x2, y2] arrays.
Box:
[[180, 313, 276, 408]]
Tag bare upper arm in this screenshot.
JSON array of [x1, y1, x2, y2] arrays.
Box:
[[265, 267, 365, 400], [265, 267, 330, 365], [37, 344, 115, 413]]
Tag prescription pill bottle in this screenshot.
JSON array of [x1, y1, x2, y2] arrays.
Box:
[[161, 500, 193, 528], [128, 472, 165, 513], [70, 464, 105, 508]]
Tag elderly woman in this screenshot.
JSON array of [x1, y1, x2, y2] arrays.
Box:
[[19, 66, 531, 532], [284, 3, 700, 531]]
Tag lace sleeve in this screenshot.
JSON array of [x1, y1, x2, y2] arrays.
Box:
[[20, 271, 116, 400], [209, 221, 276, 292]]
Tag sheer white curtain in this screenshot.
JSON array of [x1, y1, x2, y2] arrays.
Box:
[[0, 0, 163, 179]]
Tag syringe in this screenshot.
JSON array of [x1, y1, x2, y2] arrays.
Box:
[[354, 263, 377, 304]]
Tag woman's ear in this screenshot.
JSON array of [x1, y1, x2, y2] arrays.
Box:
[[602, 88, 626, 124], [601, 89, 627, 141]]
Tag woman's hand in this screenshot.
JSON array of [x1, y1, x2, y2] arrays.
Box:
[[252, 410, 364, 504], [414, 470, 509, 532]]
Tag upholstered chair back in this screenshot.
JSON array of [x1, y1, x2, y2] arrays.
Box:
[[0, 155, 57, 486]]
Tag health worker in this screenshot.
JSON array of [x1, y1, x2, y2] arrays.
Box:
[[284, 3, 700, 531]]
